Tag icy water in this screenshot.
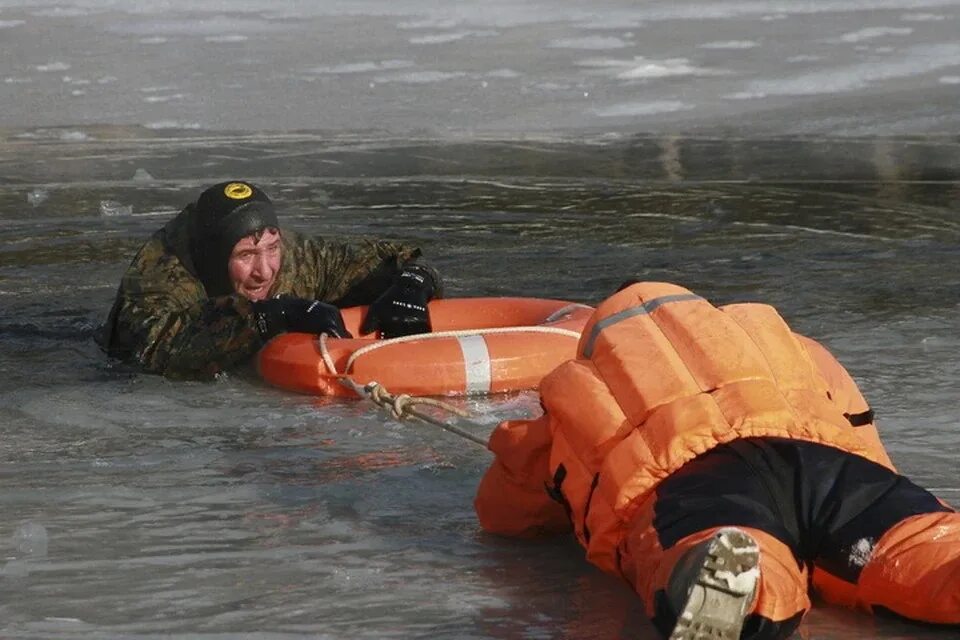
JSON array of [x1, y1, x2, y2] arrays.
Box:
[[2, 0, 960, 638], [1, 131, 958, 639]]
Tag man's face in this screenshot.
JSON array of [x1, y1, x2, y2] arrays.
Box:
[[227, 228, 282, 301]]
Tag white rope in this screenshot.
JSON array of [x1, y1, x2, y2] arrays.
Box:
[[318, 332, 339, 377], [314, 318, 585, 448], [318, 333, 489, 448]]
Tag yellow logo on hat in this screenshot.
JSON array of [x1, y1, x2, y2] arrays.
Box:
[[224, 182, 253, 200]]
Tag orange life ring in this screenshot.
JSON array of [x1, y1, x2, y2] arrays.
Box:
[[256, 297, 594, 397]]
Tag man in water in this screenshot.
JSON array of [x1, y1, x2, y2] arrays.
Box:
[[101, 180, 441, 379], [475, 281, 960, 639]]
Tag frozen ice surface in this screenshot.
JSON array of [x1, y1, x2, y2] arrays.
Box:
[[0, 0, 957, 136], [838, 26, 914, 42], [593, 100, 694, 117], [26, 188, 48, 206], [131, 167, 154, 182], [698, 40, 759, 49], [99, 200, 133, 216], [548, 36, 631, 50], [12, 522, 48, 558]]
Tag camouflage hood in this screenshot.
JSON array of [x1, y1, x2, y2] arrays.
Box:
[[162, 204, 202, 280]]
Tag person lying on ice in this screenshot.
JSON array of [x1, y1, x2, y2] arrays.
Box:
[[475, 281, 959, 640], [100, 181, 441, 379]]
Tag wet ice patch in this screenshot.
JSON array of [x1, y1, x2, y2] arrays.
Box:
[[27, 189, 48, 206], [144, 120, 202, 129], [1, 560, 29, 578], [940, 75, 960, 84], [579, 56, 721, 80], [100, 200, 133, 217], [593, 100, 693, 117], [307, 60, 413, 75], [839, 26, 913, 43], [142, 93, 185, 103], [132, 168, 155, 182], [486, 68, 521, 78], [734, 42, 960, 96], [548, 36, 629, 50], [140, 86, 186, 104], [409, 30, 498, 44], [901, 13, 949, 22], [581, 15, 644, 29], [787, 54, 822, 63], [441, 591, 510, 613], [374, 71, 466, 84], [13, 522, 48, 558], [4, 77, 33, 84], [139, 36, 168, 44], [112, 16, 282, 36], [534, 81, 572, 91], [394, 7, 550, 29], [410, 32, 467, 44], [205, 34, 248, 43], [0, 19, 25, 28], [30, 7, 89, 17], [398, 17, 462, 30], [3, 522, 49, 578], [698, 40, 758, 50], [36, 61, 70, 72], [726, 90, 766, 100]]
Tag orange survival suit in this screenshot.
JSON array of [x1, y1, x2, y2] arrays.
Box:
[[475, 282, 960, 638]]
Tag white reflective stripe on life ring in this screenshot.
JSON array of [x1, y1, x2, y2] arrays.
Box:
[[456, 334, 492, 394]]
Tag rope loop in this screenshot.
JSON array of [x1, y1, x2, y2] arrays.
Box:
[[364, 381, 407, 419], [363, 381, 469, 421]]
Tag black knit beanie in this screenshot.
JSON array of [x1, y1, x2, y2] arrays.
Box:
[[189, 181, 280, 296]]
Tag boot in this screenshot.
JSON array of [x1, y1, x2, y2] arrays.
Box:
[[667, 527, 760, 640]]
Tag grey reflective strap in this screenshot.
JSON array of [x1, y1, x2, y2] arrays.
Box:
[[581, 293, 703, 358], [456, 334, 492, 394]]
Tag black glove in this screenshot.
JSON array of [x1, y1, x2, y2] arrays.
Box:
[[252, 296, 352, 340], [359, 265, 436, 338]]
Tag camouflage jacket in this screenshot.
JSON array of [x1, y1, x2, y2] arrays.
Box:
[[101, 206, 440, 380]]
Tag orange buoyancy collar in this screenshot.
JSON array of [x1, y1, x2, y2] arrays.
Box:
[[539, 281, 876, 573]]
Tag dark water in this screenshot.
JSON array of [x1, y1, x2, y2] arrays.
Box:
[[1, 130, 959, 638]]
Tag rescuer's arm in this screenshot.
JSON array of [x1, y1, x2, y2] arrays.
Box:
[[797, 333, 895, 471], [474, 414, 573, 538]]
